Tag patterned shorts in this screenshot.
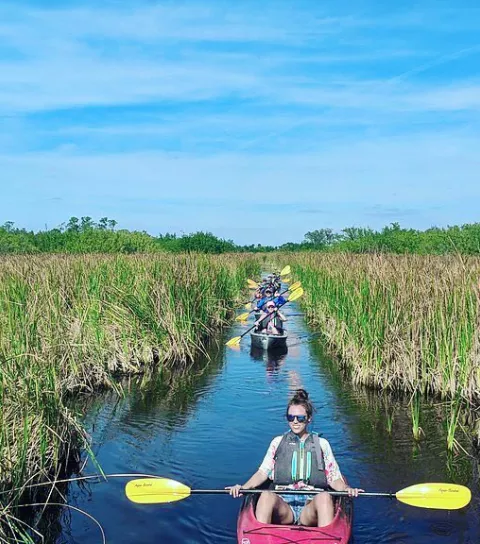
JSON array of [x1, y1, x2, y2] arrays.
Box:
[[281, 494, 312, 524]]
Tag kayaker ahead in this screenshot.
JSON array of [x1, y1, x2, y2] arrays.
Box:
[[256, 288, 287, 312], [227, 389, 363, 527], [255, 302, 286, 335]]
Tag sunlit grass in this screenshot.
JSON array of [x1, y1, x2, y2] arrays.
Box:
[[0, 253, 260, 539], [289, 253, 480, 448]]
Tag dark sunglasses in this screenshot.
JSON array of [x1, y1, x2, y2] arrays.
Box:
[[266, 304, 276, 309], [286, 414, 308, 423]]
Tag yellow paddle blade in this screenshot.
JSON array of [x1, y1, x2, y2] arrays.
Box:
[[244, 303, 251, 309], [396, 483, 471, 510], [235, 312, 249, 321], [288, 287, 304, 302], [280, 265, 291, 276], [283, 277, 291, 283], [247, 279, 258, 289], [289, 281, 301, 291], [226, 335, 242, 347], [125, 478, 191, 504]]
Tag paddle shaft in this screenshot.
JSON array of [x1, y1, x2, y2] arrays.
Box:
[[188, 489, 394, 498], [126, 478, 471, 509]]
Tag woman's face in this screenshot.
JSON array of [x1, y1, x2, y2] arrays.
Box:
[[286, 404, 310, 435], [265, 302, 276, 313]]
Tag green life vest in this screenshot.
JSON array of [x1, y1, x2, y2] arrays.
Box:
[[273, 431, 328, 489]]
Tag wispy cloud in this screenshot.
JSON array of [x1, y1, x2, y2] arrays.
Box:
[[1, 2, 479, 116]]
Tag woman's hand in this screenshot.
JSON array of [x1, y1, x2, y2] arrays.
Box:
[[225, 484, 243, 498], [345, 486, 364, 498]]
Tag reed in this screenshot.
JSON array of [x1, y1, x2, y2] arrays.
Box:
[[290, 253, 480, 447], [0, 253, 259, 539]]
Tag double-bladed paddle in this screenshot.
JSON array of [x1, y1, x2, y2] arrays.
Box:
[[236, 282, 302, 321], [226, 287, 304, 347], [125, 478, 471, 510]]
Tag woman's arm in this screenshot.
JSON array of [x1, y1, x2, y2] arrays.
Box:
[[329, 477, 364, 498], [226, 470, 269, 498], [244, 470, 269, 489], [320, 437, 364, 498]]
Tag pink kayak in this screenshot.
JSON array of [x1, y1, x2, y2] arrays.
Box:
[[237, 494, 352, 544]]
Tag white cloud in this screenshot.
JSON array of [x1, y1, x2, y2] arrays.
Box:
[[1, 131, 478, 202]]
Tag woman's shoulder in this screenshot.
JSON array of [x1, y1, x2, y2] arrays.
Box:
[[270, 435, 284, 447], [263, 435, 283, 458], [317, 436, 333, 451]]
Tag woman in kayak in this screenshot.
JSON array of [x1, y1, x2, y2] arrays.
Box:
[[255, 301, 287, 335], [227, 389, 363, 527]]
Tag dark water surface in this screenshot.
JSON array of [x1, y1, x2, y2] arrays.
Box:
[[58, 302, 480, 543]]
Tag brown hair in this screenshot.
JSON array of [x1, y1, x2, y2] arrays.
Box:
[[286, 389, 315, 419]]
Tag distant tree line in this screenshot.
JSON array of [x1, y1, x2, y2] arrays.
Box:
[[288, 223, 480, 254], [1, 217, 480, 255]]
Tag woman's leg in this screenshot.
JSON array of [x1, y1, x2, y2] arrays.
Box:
[[298, 493, 334, 527], [256, 492, 294, 524]]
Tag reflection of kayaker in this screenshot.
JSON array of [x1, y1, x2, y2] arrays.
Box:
[[227, 389, 363, 527]]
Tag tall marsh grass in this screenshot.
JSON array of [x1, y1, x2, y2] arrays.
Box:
[[0, 253, 259, 539], [290, 253, 480, 448]]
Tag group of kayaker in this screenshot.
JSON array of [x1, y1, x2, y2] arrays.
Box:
[[227, 271, 363, 529], [252, 273, 287, 336], [256, 273, 282, 297]]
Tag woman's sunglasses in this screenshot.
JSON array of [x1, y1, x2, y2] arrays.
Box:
[[266, 304, 276, 309], [286, 414, 308, 423]]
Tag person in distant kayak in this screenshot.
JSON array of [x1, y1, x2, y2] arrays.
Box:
[[251, 289, 263, 310], [260, 281, 272, 296], [273, 291, 287, 306], [257, 288, 288, 312], [255, 302, 287, 335], [227, 389, 363, 527], [256, 288, 275, 311]]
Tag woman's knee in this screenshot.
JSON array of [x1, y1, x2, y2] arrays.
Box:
[[312, 493, 333, 509], [258, 491, 277, 506]]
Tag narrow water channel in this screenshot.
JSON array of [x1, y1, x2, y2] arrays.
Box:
[[57, 301, 479, 543]]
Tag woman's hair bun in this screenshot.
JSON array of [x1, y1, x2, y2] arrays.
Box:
[[293, 388, 309, 401], [287, 389, 314, 418]]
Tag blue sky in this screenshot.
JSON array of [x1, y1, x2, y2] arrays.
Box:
[[1, 1, 479, 244]]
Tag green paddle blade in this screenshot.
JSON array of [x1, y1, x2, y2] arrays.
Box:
[[125, 478, 191, 504], [396, 483, 471, 510], [280, 265, 291, 276], [235, 312, 249, 321]]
